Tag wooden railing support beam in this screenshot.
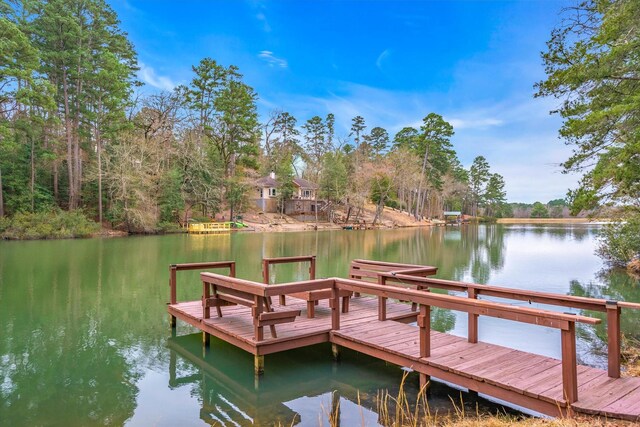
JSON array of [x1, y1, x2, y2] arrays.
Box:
[[418, 304, 431, 358], [607, 301, 621, 378], [468, 287, 478, 343], [378, 275, 387, 321], [561, 323, 578, 404], [331, 283, 340, 331], [170, 265, 177, 305]]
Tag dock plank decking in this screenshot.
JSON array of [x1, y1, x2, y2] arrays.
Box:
[[167, 260, 640, 422]]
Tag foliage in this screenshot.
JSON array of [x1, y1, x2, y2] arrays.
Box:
[[530, 202, 550, 218], [0, 1, 512, 236], [596, 214, 640, 267], [1, 210, 98, 239], [536, 0, 640, 214]]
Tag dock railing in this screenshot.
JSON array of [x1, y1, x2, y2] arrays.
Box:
[[377, 273, 640, 378], [332, 278, 601, 404], [193, 272, 603, 403]]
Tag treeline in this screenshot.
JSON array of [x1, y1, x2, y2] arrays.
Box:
[[507, 199, 575, 219], [0, 0, 508, 234]]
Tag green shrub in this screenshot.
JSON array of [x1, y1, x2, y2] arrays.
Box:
[[1, 210, 99, 240], [596, 215, 640, 267]]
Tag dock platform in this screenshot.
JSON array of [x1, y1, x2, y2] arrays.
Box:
[[167, 259, 640, 422]]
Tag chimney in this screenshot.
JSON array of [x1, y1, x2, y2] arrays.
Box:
[[269, 171, 275, 179]]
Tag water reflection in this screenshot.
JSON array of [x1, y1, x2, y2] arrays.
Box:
[[1, 225, 638, 425], [164, 334, 515, 426]]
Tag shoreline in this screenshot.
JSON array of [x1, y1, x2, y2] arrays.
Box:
[[496, 218, 607, 224]]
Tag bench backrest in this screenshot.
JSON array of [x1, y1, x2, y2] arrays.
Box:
[[349, 259, 438, 283]]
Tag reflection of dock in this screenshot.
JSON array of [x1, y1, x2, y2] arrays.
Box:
[[168, 260, 640, 422], [167, 334, 401, 425]]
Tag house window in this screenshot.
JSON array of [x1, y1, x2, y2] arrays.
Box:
[[303, 190, 312, 198], [269, 188, 277, 197]]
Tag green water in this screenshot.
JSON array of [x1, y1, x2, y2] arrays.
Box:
[[1, 225, 639, 426]]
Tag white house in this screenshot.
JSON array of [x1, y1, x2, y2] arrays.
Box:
[[254, 172, 322, 216]]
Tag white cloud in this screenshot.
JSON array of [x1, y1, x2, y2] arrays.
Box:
[[447, 118, 504, 130], [138, 62, 175, 91], [258, 51, 288, 68], [376, 49, 391, 71], [256, 12, 272, 32]]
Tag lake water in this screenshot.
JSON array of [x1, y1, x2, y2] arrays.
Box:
[[1, 225, 639, 426]]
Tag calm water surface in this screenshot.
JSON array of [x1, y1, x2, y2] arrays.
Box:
[[1, 225, 639, 426]]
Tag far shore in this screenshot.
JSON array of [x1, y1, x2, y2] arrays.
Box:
[[496, 217, 608, 224]]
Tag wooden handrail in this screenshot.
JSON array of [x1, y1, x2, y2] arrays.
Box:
[[262, 256, 316, 306], [334, 278, 600, 327], [170, 261, 236, 304], [334, 278, 600, 403], [201, 272, 268, 297], [380, 272, 640, 378], [381, 273, 640, 312]]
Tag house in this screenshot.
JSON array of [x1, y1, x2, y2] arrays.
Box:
[[254, 172, 325, 219]]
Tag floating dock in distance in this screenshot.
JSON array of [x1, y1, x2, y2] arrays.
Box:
[[188, 222, 248, 234], [167, 258, 640, 422]]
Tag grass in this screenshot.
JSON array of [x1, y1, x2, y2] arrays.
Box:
[[304, 373, 636, 427], [622, 335, 640, 377]]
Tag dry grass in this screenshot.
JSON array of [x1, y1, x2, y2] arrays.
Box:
[[302, 373, 635, 427], [622, 335, 640, 377]]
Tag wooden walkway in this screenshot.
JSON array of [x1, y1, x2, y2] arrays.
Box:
[[167, 259, 640, 422]]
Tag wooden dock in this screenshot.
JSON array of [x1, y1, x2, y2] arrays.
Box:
[[167, 259, 640, 421]]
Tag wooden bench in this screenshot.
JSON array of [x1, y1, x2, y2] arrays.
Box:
[[349, 259, 438, 312], [262, 256, 351, 318], [201, 272, 301, 341]]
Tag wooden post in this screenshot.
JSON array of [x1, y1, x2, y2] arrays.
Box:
[[418, 304, 431, 358], [169, 265, 177, 304], [468, 287, 478, 343], [254, 296, 264, 341], [254, 354, 264, 376], [561, 322, 578, 404], [378, 275, 387, 321], [606, 301, 621, 378], [169, 265, 177, 327], [202, 280, 211, 319], [332, 343, 341, 361], [202, 331, 210, 347], [331, 281, 340, 331], [310, 256, 316, 280], [419, 373, 430, 391]]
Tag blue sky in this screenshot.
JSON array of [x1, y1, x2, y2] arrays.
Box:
[[112, 0, 577, 203]]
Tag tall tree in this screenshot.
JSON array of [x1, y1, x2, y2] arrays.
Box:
[[365, 126, 389, 156], [536, 0, 640, 214], [469, 156, 490, 217], [301, 115, 328, 181], [484, 173, 507, 217], [0, 15, 41, 216], [349, 115, 367, 154], [32, 0, 137, 210]]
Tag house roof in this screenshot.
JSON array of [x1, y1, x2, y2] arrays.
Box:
[[256, 175, 319, 189], [293, 177, 319, 189], [256, 176, 279, 187]]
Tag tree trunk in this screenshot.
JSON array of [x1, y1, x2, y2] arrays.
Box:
[[30, 134, 35, 212], [415, 145, 430, 220], [0, 165, 4, 217], [97, 125, 103, 226], [62, 68, 76, 209]]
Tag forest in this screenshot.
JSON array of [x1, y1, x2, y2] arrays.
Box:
[[0, 0, 510, 236]]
